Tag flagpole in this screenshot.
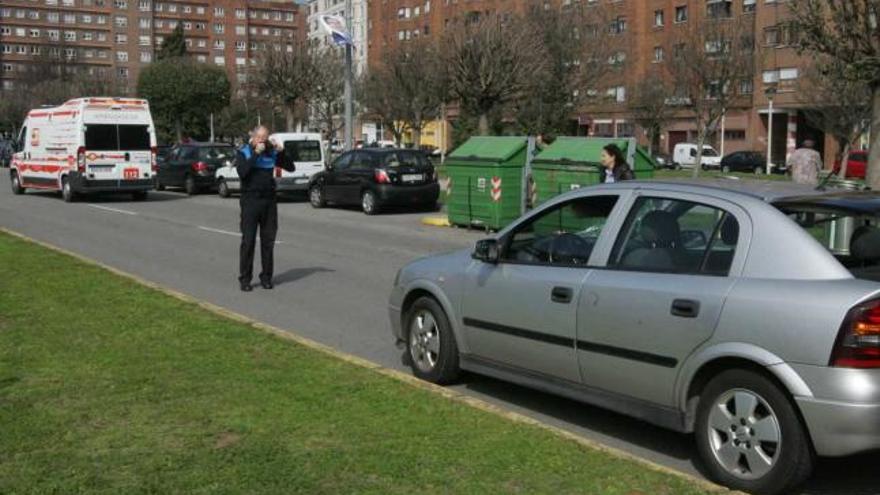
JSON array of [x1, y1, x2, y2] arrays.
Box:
[[343, 0, 354, 152]]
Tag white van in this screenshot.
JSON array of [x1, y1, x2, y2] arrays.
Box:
[[672, 143, 722, 169], [10, 97, 157, 202], [215, 132, 325, 197]]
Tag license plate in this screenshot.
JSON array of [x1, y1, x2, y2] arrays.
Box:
[[402, 174, 423, 182], [123, 168, 139, 180], [294, 178, 308, 184]]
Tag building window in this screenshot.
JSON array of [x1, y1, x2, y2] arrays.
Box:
[[114, 0, 126, 8], [97, 15, 106, 24], [117, 51, 128, 62], [28, 10, 40, 19], [214, 23, 224, 34], [653, 46, 664, 63], [674, 5, 688, 23], [48, 30, 60, 40], [285, 12, 294, 21], [214, 6, 224, 16], [64, 31, 76, 41], [83, 31, 93, 40], [724, 130, 746, 141], [235, 40, 246, 51], [197, 39, 206, 47], [115, 34, 127, 44], [708, 0, 732, 19], [140, 51, 152, 62], [29, 29, 40, 37], [82, 14, 92, 23], [235, 25, 245, 35], [168, 3, 176, 12], [609, 16, 626, 34], [764, 27, 779, 46], [235, 8, 245, 19], [654, 9, 664, 27], [64, 13, 76, 23], [139, 35, 150, 45], [118, 68, 129, 79], [213, 40, 225, 49], [606, 86, 626, 102], [214, 56, 225, 65], [617, 122, 635, 137], [197, 55, 206, 62], [196, 6, 204, 14], [138, 0, 149, 11], [115, 16, 128, 27], [743, 0, 756, 14], [739, 79, 753, 95]]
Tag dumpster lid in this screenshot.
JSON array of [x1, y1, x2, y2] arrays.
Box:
[[448, 136, 528, 162], [533, 137, 626, 165]]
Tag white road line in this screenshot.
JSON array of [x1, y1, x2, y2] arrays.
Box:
[[87, 204, 138, 216], [197, 226, 239, 236], [197, 225, 285, 244]]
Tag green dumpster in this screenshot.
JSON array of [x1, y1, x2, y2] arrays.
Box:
[[444, 136, 528, 230], [530, 137, 655, 206]]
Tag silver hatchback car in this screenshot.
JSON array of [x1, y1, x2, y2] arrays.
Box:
[[389, 180, 880, 495]]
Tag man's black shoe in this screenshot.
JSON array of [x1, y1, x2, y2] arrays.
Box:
[[261, 280, 274, 290], [240, 282, 253, 292]]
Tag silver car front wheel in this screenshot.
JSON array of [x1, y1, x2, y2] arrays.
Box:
[[405, 296, 460, 384]]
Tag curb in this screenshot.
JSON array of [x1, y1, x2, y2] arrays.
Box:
[[420, 215, 451, 227], [0, 226, 734, 494]]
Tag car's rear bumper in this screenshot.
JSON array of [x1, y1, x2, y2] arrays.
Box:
[[792, 363, 880, 456], [71, 174, 153, 192], [375, 183, 439, 206], [796, 397, 880, 456], [276, 176, 311, 192]]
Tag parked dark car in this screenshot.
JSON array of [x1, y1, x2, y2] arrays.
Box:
[[308, 148, 439, 215], [719, 151, 766, 174], [154, 142, 235, 195]]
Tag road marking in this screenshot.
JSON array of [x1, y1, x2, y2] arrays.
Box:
[[197, 225, 239, 236], [197, 226, 285, 244], [87, 204, 138, 216]]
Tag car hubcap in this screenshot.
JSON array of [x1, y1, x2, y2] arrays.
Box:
[[310, 187, 321, 205], [363, 193, 373, 212], [707, 389, 781, 480], [409, 310, 440, 372]]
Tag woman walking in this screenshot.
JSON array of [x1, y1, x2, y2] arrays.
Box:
[[598, 143, 635, 183]]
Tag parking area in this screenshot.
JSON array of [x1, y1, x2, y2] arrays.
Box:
[[2, 184, 879, 494]]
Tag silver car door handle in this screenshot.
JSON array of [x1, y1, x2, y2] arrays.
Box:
[[551, 286, 573, 304], [671, 299, 700, 318]]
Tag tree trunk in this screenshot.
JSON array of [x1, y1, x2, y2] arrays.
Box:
[[838, 137, 850, 179], [692, 131, 705, 179], [412, 126, 422, 148], [284, 106, 295, 132], [868, 86, 880, 190], [478, 113, 490, 136]]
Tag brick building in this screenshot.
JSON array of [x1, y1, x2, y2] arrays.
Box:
[[366, 0, 837, 164], [0, 0, 305, 93]]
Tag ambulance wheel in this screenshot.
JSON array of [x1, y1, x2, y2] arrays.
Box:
[[10, 171, 24, 195], [132, 191, 148, 201], [62, 177, 77, 203], [184, 175, 198, 196], [154, 177, 165, 191]]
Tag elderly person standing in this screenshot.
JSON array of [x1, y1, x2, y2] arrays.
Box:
[[787, 139, 823, 186]]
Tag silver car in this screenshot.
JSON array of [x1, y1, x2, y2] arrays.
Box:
[[389, 179, 880, 495]]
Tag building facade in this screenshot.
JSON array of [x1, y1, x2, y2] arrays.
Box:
[[0, 0, 305, 93], [366, 0, 835, 164], [305, 0, 367, 76]]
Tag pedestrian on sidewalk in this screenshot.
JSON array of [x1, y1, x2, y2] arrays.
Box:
[[599, 143, 635, 183], [787, 139, 823, 186], [236, 125, 294, 292]]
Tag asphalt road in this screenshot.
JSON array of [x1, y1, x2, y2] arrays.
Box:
[[1, 182, 878, 494]]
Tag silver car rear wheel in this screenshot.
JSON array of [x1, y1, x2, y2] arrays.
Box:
[[409, 310, 440, 373], [707, 388, 780, 480]]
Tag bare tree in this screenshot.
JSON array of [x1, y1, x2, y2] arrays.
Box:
[[799, 59, 872, 176], [508, 5, 614, 137], [669, 15, 755, 177], [376, 38, 447, 147], [444, 14, 547, 135], [308, 48, 346, 143], [359, 72, 407, 145], [251, 44, 319, 131], [790, 0, 880, 187], [629, 76, 676, 156]]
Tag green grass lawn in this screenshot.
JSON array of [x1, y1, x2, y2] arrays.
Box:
[[0, 232, 715, 494]]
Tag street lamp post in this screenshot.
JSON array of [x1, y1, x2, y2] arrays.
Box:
[[343, 0, 353, 152], [765, 84, 777, 175]]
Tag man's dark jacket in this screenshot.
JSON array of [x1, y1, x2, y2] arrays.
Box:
[[235, 143, 295, 197]]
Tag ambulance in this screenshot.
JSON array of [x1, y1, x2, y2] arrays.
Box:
[[10, 97, 158, 202]]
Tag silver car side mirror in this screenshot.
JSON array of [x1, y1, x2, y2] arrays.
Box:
[[472, 239, 500, 264]]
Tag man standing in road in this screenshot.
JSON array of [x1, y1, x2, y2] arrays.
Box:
[[787, 139, 823, 186], [236, 125, 294, 292]]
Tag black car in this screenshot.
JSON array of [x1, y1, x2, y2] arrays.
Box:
[[719, 151, 766, 174], [308, 148, 439, 215], [155, 142, 234, 195]]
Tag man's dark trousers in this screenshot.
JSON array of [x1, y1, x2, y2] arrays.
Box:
[[239, 193, 277, 285]]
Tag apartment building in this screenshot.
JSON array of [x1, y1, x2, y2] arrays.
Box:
[[367, 0, 832, 163], [0, 0, 305, 93]]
